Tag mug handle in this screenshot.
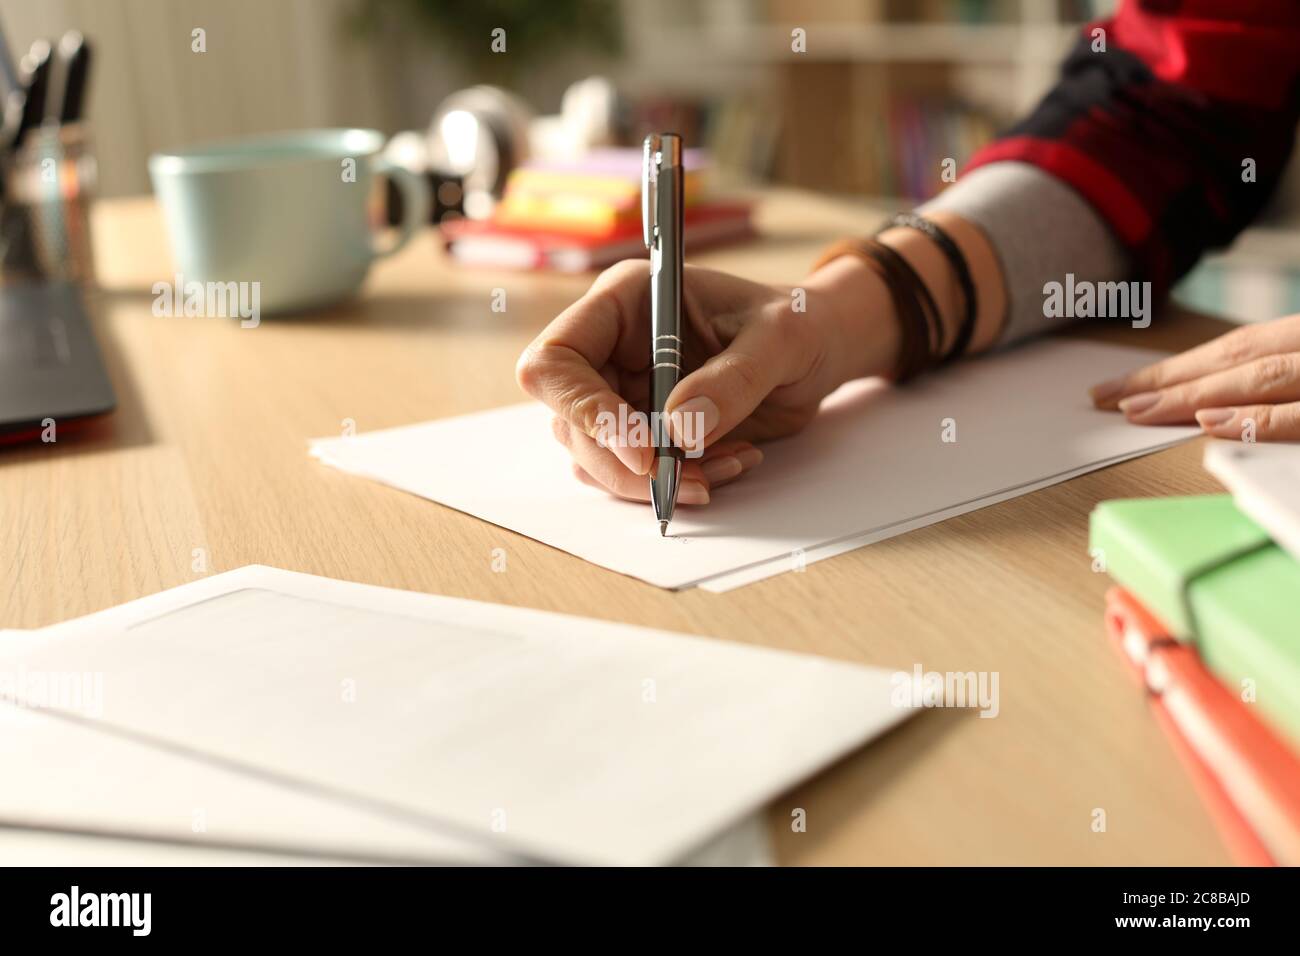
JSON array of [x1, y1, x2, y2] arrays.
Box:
[[370, 155, 431, 259]]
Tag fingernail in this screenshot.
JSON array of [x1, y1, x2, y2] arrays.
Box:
[[1196, 407, 1235, 428], [1090, 377, 1126, 404], [701, 455, 742, 484], [735, 447, 764, 470], [1118, 391, 1159, 416], [610, 441, 648, 476], [669, 397, 720, 450], [679, 479, 710, 505]]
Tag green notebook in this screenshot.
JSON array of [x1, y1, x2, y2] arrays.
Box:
[[1090, 494, 1300, 746]]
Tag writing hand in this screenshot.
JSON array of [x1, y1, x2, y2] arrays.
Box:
[[516, 258, 895, 504]]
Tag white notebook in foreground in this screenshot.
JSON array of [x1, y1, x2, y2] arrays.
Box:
[[1204, 440, 1300, 562], [312, 339, 1198, 589], [0, 566, 911, 866]]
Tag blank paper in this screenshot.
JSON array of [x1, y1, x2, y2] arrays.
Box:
[[312, 339, 1199, 589], [0, 566, 904, 865]]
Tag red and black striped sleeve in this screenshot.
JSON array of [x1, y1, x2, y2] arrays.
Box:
[[965, 0, 1300, 297]]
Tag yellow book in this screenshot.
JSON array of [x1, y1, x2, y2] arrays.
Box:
[[496, 162, 704, 235]]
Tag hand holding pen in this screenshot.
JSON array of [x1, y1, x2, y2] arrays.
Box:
[[515, 208, 908, 514], [517, 260, 779, 511]]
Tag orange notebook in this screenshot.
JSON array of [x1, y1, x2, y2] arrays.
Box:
[[1105, 587, 1300, 866]]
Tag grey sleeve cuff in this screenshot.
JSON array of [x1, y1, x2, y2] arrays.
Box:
[[919, 161, 1131, 345]]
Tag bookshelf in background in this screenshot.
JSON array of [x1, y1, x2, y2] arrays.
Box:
[[774, 58, 997, 200], [617, 0, 1110, 201]]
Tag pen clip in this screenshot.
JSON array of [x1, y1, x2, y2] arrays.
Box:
[[641, 134, 659, 251]]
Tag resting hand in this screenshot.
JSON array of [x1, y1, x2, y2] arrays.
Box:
[[1090, 314, 1300, 441]]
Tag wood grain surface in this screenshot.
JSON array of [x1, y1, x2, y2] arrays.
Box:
[[1, 191, 1236, 865]]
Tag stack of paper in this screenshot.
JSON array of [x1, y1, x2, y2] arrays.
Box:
[[0, 566, 914, 865], [312, 340, 1200, 590]]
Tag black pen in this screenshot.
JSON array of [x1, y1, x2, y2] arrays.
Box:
[[642, 133, 684, 537]]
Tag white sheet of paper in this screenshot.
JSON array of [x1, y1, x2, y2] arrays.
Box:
[[311, 339, 1198, 589], [699, 443, 1182, 591], [0, 700, 516, 865], [0, 830, 356, 867], [0, 820, 772, 867], [0, 699, 771, 865], [0, 567, 895, 865]]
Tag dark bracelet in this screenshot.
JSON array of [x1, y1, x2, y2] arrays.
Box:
[[859, 238, 942, 378], [810, 237, 942, 383], [884, 212, 978, 363]]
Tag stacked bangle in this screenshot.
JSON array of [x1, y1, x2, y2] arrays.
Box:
[[811, 213, 978, 383], [885, 212, 978, 364]]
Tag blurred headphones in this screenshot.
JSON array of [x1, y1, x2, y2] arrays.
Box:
[[427, 86, 534, 219], [425, 78, 619, 219]]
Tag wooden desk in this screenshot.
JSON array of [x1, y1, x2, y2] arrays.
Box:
[[2, 192, 1235, 865]]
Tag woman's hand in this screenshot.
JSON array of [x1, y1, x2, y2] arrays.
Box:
[[516, 257, 898, 505], [1090, 314, 1300, 441]]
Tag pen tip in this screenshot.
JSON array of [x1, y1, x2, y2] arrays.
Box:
[[659, 520, 668, 537]]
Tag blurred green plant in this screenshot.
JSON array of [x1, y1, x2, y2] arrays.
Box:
[[348, 0, 622, 84]]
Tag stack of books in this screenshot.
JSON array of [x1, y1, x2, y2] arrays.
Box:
[[439, 149, 754, 273], [1089, 443, 1300, 866]]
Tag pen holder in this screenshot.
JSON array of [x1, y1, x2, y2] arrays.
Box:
[[0, 122, 98, 285]]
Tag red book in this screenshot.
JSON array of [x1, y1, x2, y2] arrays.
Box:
[[439, 201, 755, 273], [1105, 587, 1300, 866]]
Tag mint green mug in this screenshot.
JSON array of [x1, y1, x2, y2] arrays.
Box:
[[149, 129, 429, 314]]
